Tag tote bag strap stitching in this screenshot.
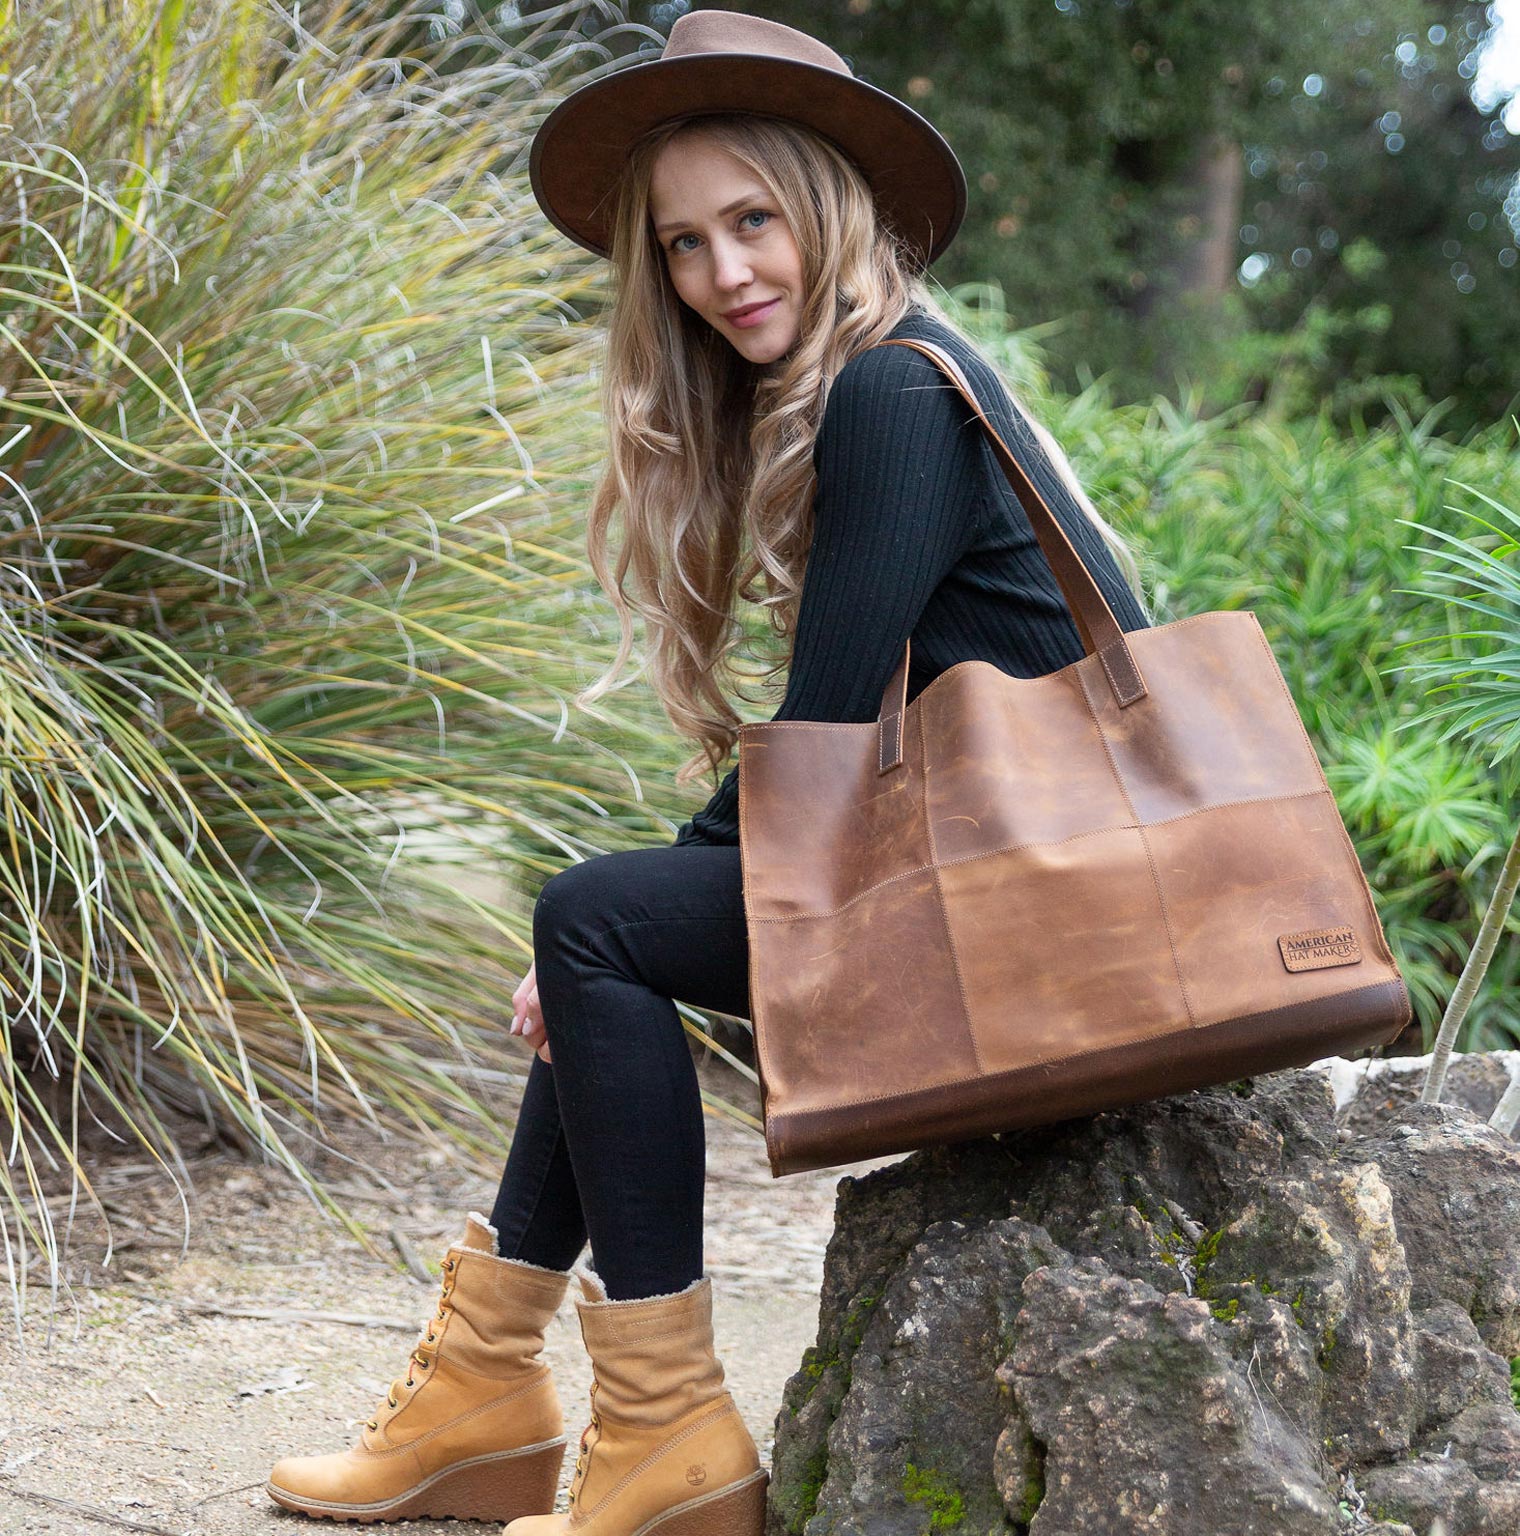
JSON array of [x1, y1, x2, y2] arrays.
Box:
[[878, 634, 911, 774]]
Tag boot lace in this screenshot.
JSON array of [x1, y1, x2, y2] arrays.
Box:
[[567, 1376, 602, 1509], [366, 1254, 457, 1433]]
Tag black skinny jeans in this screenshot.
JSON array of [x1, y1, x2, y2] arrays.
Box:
[[488, 842, 750, 1300]]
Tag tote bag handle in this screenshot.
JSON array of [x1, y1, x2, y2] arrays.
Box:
[[871, 337, 1147, 773]]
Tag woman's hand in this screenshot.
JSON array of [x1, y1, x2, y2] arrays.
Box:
[[510, 959, 552, 1065]]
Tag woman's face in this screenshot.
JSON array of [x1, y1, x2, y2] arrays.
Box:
[[648, 134, 804, 367]]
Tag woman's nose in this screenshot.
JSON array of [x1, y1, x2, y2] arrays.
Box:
[[710, 237, 753, 290]]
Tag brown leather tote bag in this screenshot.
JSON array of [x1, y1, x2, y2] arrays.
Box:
[[738, 336, 1412, 1177]]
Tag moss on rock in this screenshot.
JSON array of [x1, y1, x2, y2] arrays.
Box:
[[903, 1461, 967, 1530]]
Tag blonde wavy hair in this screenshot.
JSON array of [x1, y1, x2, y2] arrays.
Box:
[[573, 112, 1150, 794]]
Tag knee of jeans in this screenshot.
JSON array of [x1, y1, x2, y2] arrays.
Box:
[[532, 858, 608, 956], [531, 874, 564, 956]]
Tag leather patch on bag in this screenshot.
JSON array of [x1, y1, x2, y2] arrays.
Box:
[[1278, 925, 1362, 972]]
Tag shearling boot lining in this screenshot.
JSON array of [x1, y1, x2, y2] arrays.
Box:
[[463, 1210, 573, 1275], [575, 1262, 706, 1305]]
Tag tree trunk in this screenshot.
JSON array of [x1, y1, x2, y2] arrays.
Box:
[[1132, 131, 1244, 323]]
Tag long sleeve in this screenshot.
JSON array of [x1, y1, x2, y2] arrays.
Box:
[[671, 340, 989, 847], [672, 763, 738, 846]]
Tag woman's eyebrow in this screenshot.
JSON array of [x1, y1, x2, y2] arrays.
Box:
[[654, 193, 768, 234]]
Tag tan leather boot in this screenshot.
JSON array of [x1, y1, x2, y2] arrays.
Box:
[[504, 1266, 767, 1536], [266, 1211, 570, 1522]]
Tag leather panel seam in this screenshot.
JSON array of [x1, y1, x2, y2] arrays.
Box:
[[765, 978, 1406, 1117], [1074, 660, 1197, 1029], [1247, 614, 1402, 970], [748, 786, 1338, 925], [920, 700, 983, 1076]]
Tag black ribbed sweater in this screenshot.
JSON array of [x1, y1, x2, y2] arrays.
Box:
[[672, 303, 1152, 848]]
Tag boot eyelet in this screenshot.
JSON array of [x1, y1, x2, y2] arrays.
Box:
[[425, 1331, 436, 1343], [366, 1419, 378, 1431]]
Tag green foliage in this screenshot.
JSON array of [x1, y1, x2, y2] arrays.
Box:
[[1394, 467, 1520, 1103], [1209, 257, 1422, 427], [1395, 484, 1520, 769]]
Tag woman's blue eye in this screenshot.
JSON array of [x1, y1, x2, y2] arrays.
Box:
[[668, 209, 771, 253]]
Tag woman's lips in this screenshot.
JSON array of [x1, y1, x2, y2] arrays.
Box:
[[727, 298, 779, 329]]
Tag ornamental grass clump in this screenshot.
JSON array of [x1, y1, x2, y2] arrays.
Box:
[[0, 0, 762, 1346]]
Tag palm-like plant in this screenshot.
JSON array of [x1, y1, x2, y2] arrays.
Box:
[[1390, 465, 1520, 1122]]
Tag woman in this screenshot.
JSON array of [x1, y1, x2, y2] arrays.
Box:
[[266, 11, 1152, 1533]]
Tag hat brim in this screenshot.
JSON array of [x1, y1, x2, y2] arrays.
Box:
[[528, 53, 967, 271]]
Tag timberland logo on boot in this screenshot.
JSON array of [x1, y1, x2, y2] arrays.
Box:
[[685, 1464, 707, 1487], [1278, 925, 1362, 973]]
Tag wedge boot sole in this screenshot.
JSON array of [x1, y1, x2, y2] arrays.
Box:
[[625, 1468, 769, 1535], [265, 1435, 566, 1523]]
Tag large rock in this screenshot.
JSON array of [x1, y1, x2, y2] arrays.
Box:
[[768, 1053, 1520, 1536]]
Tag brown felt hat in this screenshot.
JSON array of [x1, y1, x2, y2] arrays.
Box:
[[528, 9, 966, 272]]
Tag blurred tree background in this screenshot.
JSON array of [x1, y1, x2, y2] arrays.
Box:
[[568, 0, 1520, 436]]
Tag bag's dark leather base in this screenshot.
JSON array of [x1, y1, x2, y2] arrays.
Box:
[[763, 977, 1410, 1176]]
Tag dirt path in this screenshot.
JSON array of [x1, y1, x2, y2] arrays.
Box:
[[0, 1059, 890, 1534]]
